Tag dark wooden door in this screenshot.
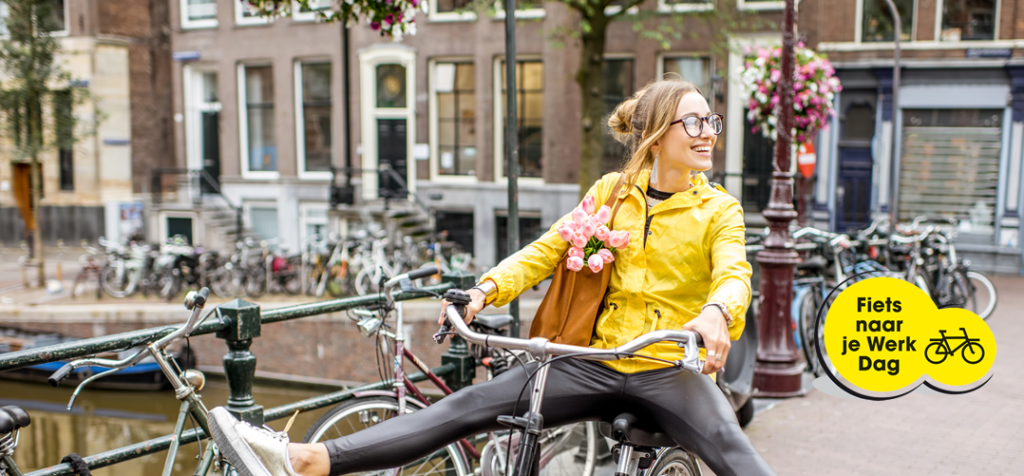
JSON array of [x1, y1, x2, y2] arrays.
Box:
[[378, 118, 407, 199], [200, 111, 221, 193], [835, 146, 873, 233]]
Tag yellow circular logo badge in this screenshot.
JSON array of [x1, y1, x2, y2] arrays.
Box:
[[819, 277, 996, 398]]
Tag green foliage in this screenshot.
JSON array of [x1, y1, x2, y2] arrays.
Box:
[[0, 0, 88, 162]]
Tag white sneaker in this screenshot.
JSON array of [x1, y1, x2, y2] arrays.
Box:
[[208, 407, 303, 476]]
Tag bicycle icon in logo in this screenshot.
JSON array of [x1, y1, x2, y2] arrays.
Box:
[[924, 328, 985, 365]]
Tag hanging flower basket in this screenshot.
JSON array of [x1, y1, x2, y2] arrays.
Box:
[[740, 43, 842, 144], [248, 0, 428, 39]]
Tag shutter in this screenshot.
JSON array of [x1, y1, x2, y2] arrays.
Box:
[[899, 123, 1001, 235]]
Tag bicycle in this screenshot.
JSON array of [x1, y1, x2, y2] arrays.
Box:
[[437, 290, 707, 476], [0, 406, 30, 476], [46, 288, 225, 476], [301, 267, 604, 476], [924, 327, 985, 365], [71, 242, 104, 300]]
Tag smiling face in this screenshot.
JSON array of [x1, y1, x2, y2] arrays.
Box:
[[653, 92, 717, 173]]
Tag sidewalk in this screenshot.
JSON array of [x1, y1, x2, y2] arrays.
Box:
[[709, 275, 1024, 476]]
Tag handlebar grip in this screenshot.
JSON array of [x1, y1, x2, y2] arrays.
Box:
[[433, 321, 453, 345], [195, 287, 210, 307], [408, 265, 439, 280], [692, 332, 704, 349], [48, 363, 75, 387], [435, 289, 471, 345]]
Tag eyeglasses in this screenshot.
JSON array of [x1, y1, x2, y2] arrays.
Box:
[[670, 114, 724, 138]]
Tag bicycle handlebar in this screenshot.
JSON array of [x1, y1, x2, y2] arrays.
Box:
[[437, 289, 705, 374]]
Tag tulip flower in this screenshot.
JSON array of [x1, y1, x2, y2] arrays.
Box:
[[572, 232, 587, 249], [571, 207, 588, 227], [587, 254, 604, 273], [607, 230, 630, 249], [594, 225, 610, 242], [580, 194, 596, 215], [580, 221, 596, 240], [568, 247, 585, 260], [567, 256, 585, 271], [597, 248, 615, 263], [595, 205, 612, 224], [557, 224, 575, 242]]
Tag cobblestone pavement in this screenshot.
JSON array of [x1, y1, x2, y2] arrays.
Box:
[[700, 275, 1024, 476]]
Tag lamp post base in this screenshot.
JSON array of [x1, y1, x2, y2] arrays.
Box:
[[753, 360, 807, 398]]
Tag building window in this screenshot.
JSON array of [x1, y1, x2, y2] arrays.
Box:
[[494, 0, 545, 19], [741, 108, 774, 213], [496, 212, 542, 262], [861, 0, 914, 42], [186, 68, 222, 190], [737, 0, 784, 10], [434, 62, 476, 176], [293, 0, 332, 21], [658, 0, 714, 13], [498, 60, 544, 179], [603, 58, 633, 174], [249, 206, 280, 241], [662, 56, 711, 96], [940, 0, 996, 41], [181, 0, 217, 28], [299, 203, 329, 244], [899, 109, 1002, 241], [0, 0, 67, 35], [242, 65, 277, 174], [55, 89, 73, 191], [236, 0, 270, 25], [297, 62, 332, 174], [376, 64, 407, 108]]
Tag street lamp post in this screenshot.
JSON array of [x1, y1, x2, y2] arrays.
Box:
[[752, 0, 805, 397], [504, 0, 521, 337], [884, 0, 901, 226]]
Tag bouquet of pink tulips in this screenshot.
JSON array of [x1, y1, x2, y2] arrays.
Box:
[[556, 194, 630, 273]]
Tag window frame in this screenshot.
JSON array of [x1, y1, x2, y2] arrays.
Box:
[[430, 58, 478, 183], [430, 0, 477, 22], [244, 201, 281, 241], [236, 0, 271, 26], [238, 63, 280, 180], [294, 59, 334, 180], [855, 0, 918, 44], [180, 0, 218, 29], [0, 0, 69, 37], [298, 202, 330, 245], [292, 0, 333, 22], [656, 52, 715, 108], [736, 0, 785, 11], [493, 1, 545, 20], [657, 0, 715, 14], [493, 56, 545, 184], [357, 45, 417, 200], [183, 64, 222, 172], [934, 0, 1000, 42]]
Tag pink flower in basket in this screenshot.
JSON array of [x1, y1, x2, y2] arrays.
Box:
[[559, 194, 629, 272]]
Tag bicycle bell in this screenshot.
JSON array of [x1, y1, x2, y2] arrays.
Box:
[[182, 369, 206, 392], [358, 316, 384, 338]]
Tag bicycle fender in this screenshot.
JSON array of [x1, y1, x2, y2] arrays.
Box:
[[352, 390, 429, 409]]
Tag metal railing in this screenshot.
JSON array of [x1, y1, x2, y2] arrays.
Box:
[[0, 271, 477, 476]]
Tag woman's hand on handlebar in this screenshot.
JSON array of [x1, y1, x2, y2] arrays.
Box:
[[438, 288, 487, 326], [682, 308, 731, 375]]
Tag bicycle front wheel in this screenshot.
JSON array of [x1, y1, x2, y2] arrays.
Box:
[[648, 447, 701, 476], [480, 422, 600, 476], [302, 396, 470, 476]]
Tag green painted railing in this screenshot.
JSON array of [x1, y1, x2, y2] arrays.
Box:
[[0, 271, 477, 476]]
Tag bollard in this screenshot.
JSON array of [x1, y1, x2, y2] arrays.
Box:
[[217, 299, 265, 425]]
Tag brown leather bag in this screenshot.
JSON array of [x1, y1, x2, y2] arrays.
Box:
[[530, 175, 627, 346]]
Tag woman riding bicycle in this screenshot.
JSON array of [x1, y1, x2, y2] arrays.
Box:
[[209, 77, 778, 476]]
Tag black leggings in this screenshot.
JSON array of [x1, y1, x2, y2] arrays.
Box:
[[324, 358, 777, 476]]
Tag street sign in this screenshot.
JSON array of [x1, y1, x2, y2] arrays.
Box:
[[798, 142, 816, 178]]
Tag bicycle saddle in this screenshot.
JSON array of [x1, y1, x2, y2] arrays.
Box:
[[599, 412, 675, 447], [474, 314, 513, 331], [0, 406, 31, 434]]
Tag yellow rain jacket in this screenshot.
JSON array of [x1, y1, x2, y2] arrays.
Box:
[[481, 169, 752, 373]]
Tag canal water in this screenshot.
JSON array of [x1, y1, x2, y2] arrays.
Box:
[[0, 378, 338, 476]]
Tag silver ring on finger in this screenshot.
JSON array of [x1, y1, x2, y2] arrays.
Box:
[[715, 354, 723, 362]]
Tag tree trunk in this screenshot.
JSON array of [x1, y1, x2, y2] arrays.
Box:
[[575, 14, 609, 200]]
